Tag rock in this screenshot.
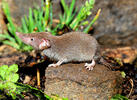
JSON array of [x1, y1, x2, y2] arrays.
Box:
[[0, 45, 27, 66], [93, 0, 137, 46], [45, 63, 123, 100], [23, 75, 31, 84], [0, 45, 47, 67], [94, 0, 137, 36], [103, 47, 137, 64]]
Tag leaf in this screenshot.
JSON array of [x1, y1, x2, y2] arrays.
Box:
[[111, 94, 128, 100], [4, 82, 17, 99], [0, 82, 4, 90], [0, 65, 8, 80], [0, 64, 19, 83], [4, 82, 16, 90], [121, 71, 126, 78], [6, 74, 19, 83], [8, 64, 18, 73], [80, 21, 89, 26], [70, 0, 95, 30]]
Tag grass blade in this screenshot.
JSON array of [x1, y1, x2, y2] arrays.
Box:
[[61, 0, 68, 14], [44, 0, 50, 27], [83, 9, 101, 33], [3, 40, 20, 50], [28, 8, 34, 32], [49, 3, 53, 27], [21, 18, 28, 33], [66, 0, 75, 22]]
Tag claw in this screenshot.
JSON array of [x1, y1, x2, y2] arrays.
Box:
[[48, 63, 59, 67], [84, 59, 95, 71], [48, 59, 67, 68], [85, 64, 93, 70]]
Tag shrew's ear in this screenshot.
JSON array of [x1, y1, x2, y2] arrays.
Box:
[[39, 38, 51, 50]]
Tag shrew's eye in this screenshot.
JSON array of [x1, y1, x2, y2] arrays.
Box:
[[31, 38, 34, 41]]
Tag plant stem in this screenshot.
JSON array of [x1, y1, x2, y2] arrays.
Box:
[[83, 9, 101, 33]]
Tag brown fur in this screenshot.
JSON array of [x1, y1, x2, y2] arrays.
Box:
[[16, 32, 99, 63]]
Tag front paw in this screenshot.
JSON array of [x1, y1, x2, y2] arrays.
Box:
[[48, 63, 59, 67], [84, 63, 94, 70]]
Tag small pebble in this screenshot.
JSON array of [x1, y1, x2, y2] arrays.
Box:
[[23, 75, 31, 84]]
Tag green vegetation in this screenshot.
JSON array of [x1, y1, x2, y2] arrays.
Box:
[[121, 71, 126, 78], [0, 64, 19, 99], [57, 0, 100, 32], [0, 0, 52, 51], [111, 94, 128, 100], [0, 64, 68, 99], [0, 0, 100, 51]]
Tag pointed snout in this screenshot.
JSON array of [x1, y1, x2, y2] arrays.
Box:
[[15, 32, 25, 39], [15, 32, 21, 36], [15, 32, 26, 42]]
